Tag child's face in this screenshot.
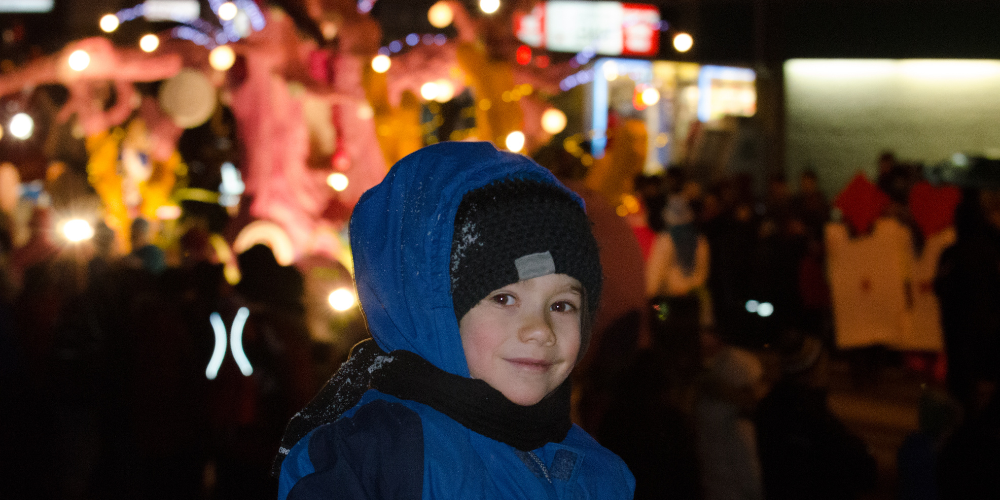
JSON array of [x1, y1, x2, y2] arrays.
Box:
[[459, 273, 583, 406]]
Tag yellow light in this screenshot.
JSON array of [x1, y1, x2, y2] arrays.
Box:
[[327, 173, 349, 191], [641, 87, 661, 106], [540, 108, 567, 135], [420, 81, 440, 101], [62, 219, 94, 243], [371, 54, 391, 73], [68, 49, 90, 71], [217, 1, 238, 21], [209, 45, 236, 71], [155, 205, 182, 220], [140, 34, 160, 53], [603, 61, 618, 81], [673, 32, 693, 53], [99, 14, 119, 33], [328, 287, 357, 311], [9, 113, 33, 140], [434, 79, 455, 102], [428, 1, 454, 28], [479, 99, 491, 111], [505, 131, 525, 152], [480, 0, 500, 14]]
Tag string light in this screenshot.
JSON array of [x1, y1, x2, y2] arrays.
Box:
[[99, 14, 119, 32], [480, 0, 500, 14], [67, 50, 90, 71], [209, 45, 236, 70], [327, 173, 349, 191], [371, 54, 391, 73], [8, 113, 33, 140], [673, 32, 693, 52], [428, 1, 453, 28], [61, 219, 94, 242], [541, 108, 567, 135], [505, 131, 525, 152], [139, 34, 160, 52], [217, 1, 237, 21], [329, 288, 357, 311]]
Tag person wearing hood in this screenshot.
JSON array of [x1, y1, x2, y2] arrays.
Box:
[[274, 142, 635, 499]]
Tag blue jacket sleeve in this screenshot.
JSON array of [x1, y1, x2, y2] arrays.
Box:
[[279, 399, 424, 500]]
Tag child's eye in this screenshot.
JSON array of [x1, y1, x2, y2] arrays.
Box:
[[550, 301, 578, 313], [491, 293, 516, 306]]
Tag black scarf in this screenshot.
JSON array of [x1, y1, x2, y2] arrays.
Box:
[[272, 339, 572, 476]]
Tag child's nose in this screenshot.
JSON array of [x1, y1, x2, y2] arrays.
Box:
[[518, 311, 557, 346]]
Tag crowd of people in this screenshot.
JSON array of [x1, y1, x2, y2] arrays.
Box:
[[1, 144, 998, 499]]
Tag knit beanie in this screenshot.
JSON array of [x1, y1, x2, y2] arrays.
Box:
[[450, 178, 602, 329]]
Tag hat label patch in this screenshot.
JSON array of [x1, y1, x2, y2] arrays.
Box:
[[515, 251, 556, 281]]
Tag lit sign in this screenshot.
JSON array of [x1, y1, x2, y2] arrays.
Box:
[[515, 1, 660, 57], [697, 65, 756, 123], [206, 307, 253, 380], [0, 0, 53, 13], [143, 0, 200, 22]]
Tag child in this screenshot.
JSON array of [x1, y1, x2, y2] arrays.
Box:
[[274, 142, 635, 499]]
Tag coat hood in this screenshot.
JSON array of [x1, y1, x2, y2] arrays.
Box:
[[349, 141, 585, 377]]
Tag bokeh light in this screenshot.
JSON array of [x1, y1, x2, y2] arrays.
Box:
[[328, 288, 357, 311], [9, 113, 33, 140], [371, 54, 391, 73], [673, 32, 693, 52], [327, 173, 349, 191], [420, 81, 440, 101], [480, 0, 500, 14], [540, 108, 567, 134], [140, 34, 160, 52], [99, 14, 119, 33], [641, 87, 661, 106], [68, 49, 90, 71], [209, 45, 236, 71], [505, 131, 525, 152], [62, 219, 94, 242], [428, 1, 454, 28], [217, 1, 238, 21]]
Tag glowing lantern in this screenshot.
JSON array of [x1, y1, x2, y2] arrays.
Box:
[[420, 81, 440, 101], [673, 32, 693, 53], [641, 87, 660, 106], [68, 49, 90, 71], [217, 1, 238, 21], [480, 0, 500, 14], [327, 173, 349, 191], [209, 45, 236, 71], [9, 113, 33, 140], [505, 131, 525, 152], [541, 108, 567, 135], [328, 288, 357, 311], [371, 54, 391, 73], [428, 1, 454, 28], [99, 14, 119, 33], [62, 219, 94, 242], [140, 34, 160, 52]]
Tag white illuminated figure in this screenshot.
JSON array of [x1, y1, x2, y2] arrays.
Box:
[[206, 307, 253, 380]]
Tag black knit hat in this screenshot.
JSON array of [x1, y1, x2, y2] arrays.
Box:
[[450, 178, 602, 325]]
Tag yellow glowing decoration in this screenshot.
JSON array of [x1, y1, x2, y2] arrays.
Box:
[[673, 32, 693, 53], [217, 1, 238, 21], [9, 113, 33, 140], [420, 81, 440, 101], [62, 219, 94, 242], [505, 131, 525, 152], [371, 54, 391, 73], [209, 45, 236, 71], [328, 288, 357, 311], [641, 87, 661, 106], [233, 220, 296, 266], [428, 1, 454, 28], [327, 173, 349, 191], [140, 34, 160, 52], [68, 49, 90, 71], [480, 0, 500, 14], [99, 14, 119, 33], [434, 79, 455, 102], [540, 108, 567, 135]]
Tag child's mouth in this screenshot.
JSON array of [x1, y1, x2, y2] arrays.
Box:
[[506, 358, 553, 371]]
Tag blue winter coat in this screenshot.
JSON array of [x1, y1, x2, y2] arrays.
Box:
[[278, 142, 635, 499]]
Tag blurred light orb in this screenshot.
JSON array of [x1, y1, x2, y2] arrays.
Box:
[[327, 173, 349, 191], [428, 1, 454, 28], [209, 45, 236, 71], [745, 300, 759, 313], [480, 0, 500, 14], [62, 219, 94, 242], [328, 288, 357, 311], [420, 81, 440, 101], [99, 14, 119, 33], [433, 79, 455, 102], [68, 49, 90, 71], [603, 61, 618, 81], [371, 54, 391, 73], [673, 32, 693, 52], [140, 34, 160, 52], [155, 205, 182, 220], [540, 108, 567, 134], [217, 1, 238, 21], [9, 113, 33, 140], [757, 302, 774, 317], [505, 131, 525, 152], [641, 87, 661, 106]]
